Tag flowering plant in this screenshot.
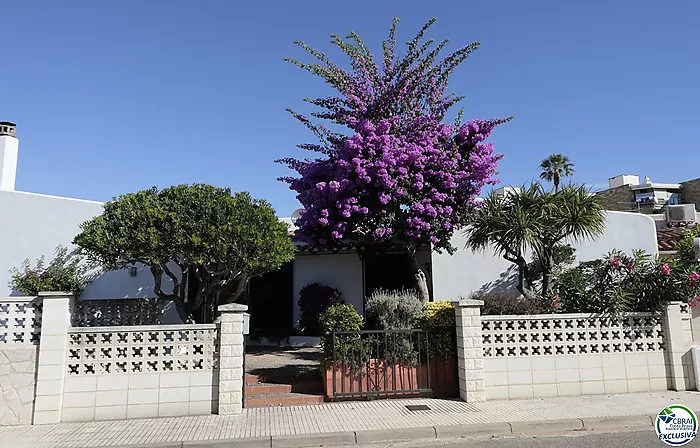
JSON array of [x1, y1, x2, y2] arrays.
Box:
[[278, 18, 509, 288], [554, 250, 700, 316]]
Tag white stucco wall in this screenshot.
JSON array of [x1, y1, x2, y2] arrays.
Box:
[[292, 253, 364, 327], [432, 211, 659, 301], [0, 190, 164, 298]]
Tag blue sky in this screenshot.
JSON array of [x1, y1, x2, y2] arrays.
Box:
[[2, 1, 699, 216]]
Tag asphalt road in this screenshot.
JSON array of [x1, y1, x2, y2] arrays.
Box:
[[340, 430, 700, 448]]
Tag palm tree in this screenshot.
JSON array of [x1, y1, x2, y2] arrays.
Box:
[[539, 154, 575, 192], [465, 183, 604, 298], [465, 184, 544, 299]]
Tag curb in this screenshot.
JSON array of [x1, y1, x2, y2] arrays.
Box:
[[115, 415, 655, 448]]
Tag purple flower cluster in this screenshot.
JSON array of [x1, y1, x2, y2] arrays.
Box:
[[281, 116, 503, 251], [278, 20, 507, 252]]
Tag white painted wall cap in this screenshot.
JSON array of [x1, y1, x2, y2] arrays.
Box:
[[37, 291, 75, 297], [451, 299, 484, 307], [0, 295, 39, 302], [218, 303, 248, 312]]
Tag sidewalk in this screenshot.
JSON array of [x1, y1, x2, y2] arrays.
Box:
[[1, 392, 699, 448]]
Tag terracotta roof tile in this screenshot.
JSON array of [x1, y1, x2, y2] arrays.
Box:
[[657, 225, 698, 252], [657, 227, 683, 251]]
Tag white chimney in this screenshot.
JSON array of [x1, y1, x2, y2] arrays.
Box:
[[0, 122, 19, 191]]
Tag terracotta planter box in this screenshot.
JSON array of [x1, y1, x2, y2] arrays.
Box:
[[324, 357, 456, 399]]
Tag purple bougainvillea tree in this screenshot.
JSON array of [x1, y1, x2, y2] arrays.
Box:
[[277, 18, 510, 302]]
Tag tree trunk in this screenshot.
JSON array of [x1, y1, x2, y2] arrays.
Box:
[[172, 299, 192, 324], [541, 254, 555, 297], [149, 265, 192, 324], [407, 244, 430, 303], [219, 272, 250, 305], [414, 270, 430, 303]]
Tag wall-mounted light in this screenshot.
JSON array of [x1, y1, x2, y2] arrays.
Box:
[[128, 266, 138, 277]]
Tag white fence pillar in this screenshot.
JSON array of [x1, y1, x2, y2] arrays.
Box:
[[663, 301, 687, 391], [33, 292, 73, 425], [452, 299, 485, 403], [217, 303, 246, 415]]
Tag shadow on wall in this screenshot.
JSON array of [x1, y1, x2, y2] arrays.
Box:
[[82, 266, 157, 299], [83, 265, 182, 324], [475, 265, 520, 298]]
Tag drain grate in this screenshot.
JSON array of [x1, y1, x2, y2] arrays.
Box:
[[405, 404, 431, 412]]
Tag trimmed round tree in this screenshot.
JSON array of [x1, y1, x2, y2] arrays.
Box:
[[278, 18, 509, 301], [73, 184, 296, 323]]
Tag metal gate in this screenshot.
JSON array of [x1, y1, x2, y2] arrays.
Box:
[[329, 329, 456, 400]]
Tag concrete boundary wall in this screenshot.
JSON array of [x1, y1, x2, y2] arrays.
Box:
[[452, 300, 698, 403], [29, 293, 247, 424]]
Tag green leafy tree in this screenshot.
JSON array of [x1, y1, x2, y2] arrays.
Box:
[[73, 184, 296, 323], [539, 154, 575, 192], [465, 183, 604, 299], [10, 246, 94, 296]]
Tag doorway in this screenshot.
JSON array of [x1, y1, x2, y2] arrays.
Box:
[[247, 260, 294, 332], [363, 252, 415, 298]]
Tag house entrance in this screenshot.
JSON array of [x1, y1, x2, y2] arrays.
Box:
[[247, 261, 294, 333], [244, 261, 325, 407]]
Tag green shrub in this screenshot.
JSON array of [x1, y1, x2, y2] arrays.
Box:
[[477, 291, 554, 316], [420, 301, 456, 359], [297, 283, 343, 335], [676, 227, 700, 261], [10, 246, 94, 296], [319, 304, 364, 369], [365, 288, 423, 330], [554, 250, 700, 316], [421, 301, 455, 329]]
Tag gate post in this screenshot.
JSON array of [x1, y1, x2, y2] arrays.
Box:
[[217, 303, 247, 415], [452, 299, 485, 403], [33, 292, 74, 424]]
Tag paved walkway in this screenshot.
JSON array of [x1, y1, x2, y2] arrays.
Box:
[[245, 346, 322, 380], [1, 392, 699, 448]]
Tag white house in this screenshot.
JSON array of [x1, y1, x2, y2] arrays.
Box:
[[0, 122, 659, 332]]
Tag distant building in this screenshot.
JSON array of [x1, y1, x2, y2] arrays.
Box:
[[493, 186, 523, 198], [595, 174, 688, 213], [593, 174, 700, 256]]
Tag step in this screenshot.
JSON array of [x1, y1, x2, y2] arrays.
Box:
[[244, 392, 325, 407], [289, 382, 324, 394], [245, 375, 323, 391], [244, 382, 292, 395], [245, 374, 262, 385]]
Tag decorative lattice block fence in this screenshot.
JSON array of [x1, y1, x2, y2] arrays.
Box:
[[27, 293, 246, 425], [452, 300, 696, 403], [3, 293, 700, 426], [481, 313, 668, 399], [60, 325, 219, 421], [71, 299, 166, 327]]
